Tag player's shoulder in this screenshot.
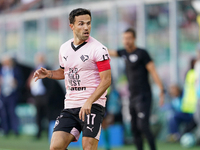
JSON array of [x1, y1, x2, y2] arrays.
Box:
[[137, 47, 146, 51], [136, 47, 149, 54], [118, 48, 126, 52], [88, 36, 107, 49], [117, 49, 126, 55], [60, 38, 73, 49]]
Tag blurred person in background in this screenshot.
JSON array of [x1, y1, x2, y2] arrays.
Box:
[[108, 28, 164, 150], [27, 52, 50, 139], [166, 84, 182, 142], [0, 55, 23, 136], [27, 52, 65, 140], [168, 84, 182, 116], [46, 76, 65, 143], [177, 44, 200, 141], [102, 85, 122, 150], [168, 58, 198, 142], [180, 46, 200, 137], [195, 44, 200, 99], [194, 44, 200, 142]]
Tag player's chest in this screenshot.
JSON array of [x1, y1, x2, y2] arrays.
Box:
[[61, 50, 95, 69], [124, 53, 141, 65]]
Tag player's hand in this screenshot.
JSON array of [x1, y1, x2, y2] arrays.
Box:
[[33, 67, 49, 82], [159, 91, 164, 107], [79, 101, 92, 122]]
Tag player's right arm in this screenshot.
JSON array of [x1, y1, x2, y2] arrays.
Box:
[[33, 67, 64, 82], [108, 49, 119, 57]]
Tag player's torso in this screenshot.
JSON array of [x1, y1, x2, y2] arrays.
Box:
[[122, 49, 150, 93], [121, 49, 146, 73], [59, 37, 109, 108], [60, 41, 100, 91]]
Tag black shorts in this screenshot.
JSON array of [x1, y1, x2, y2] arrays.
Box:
[[53, 104, 105, 141], [129, 92, 152, 123]]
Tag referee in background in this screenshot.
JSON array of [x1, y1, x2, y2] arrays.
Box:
[[109, 28, 164, 150]]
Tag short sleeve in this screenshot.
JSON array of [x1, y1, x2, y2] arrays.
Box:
[[117, 49, 126, 57], [59, 47, 64, 69], [142, 50, 152, 65], [94, 46, 110, 62]]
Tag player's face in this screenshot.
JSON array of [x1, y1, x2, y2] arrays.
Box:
[[122, 32, 135, 50], [70, 14, 91, 42]]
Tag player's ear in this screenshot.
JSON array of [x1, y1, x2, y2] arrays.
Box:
[[69, 24, 74, 30]]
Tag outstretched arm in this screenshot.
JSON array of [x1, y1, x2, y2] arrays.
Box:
[[33, 67, 64, 82], [146, 61, 164, 106], [79, 69, 111, 121], [108, 49, 119, 57]]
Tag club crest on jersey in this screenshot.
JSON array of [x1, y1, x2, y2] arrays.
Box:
[[129, 54, 138, 62], [80, 55, 89, 62]]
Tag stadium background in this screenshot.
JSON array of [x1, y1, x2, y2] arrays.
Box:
[[0, 0, 200, 150]]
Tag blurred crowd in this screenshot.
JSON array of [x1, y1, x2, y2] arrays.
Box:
[[0, 0, 115, 14], [0, 47, 200, 146], [0, 53, 65, 140], [0, 0, 65, 14], [0, 0, 200, 149], [161, 46, 200, 145]]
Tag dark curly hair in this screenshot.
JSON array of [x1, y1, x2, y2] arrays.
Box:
[[124, 28, 136, 38], [69, 8, 91, 24]]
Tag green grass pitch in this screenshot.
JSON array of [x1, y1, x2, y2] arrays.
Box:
[[0, 134, 199, 150]]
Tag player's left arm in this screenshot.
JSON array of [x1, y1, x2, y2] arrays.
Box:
[[146, 61, 165, 106], [79, 69, 111, 121]]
